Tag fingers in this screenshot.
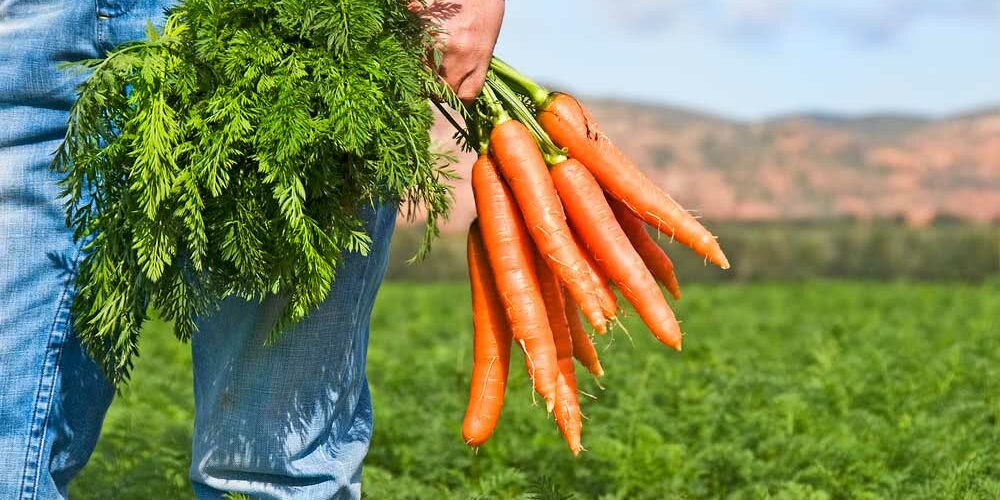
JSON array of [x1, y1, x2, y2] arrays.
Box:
[[440, 43, 493, 103], [432, 0, 505, 103], [456, 71, 488, 104]]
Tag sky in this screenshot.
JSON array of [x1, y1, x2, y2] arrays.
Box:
[[494, 0, 1000, 120]]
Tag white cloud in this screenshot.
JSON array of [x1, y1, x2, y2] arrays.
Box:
[[818, 0, 1000, 43], [597, 0, 698, 33], [596, 0, 1000, 42]]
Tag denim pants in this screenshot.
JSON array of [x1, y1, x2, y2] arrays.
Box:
[[0, 1, 396, 498]]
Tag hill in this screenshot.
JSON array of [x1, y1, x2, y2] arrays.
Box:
[[416, 101, 1000, 233]]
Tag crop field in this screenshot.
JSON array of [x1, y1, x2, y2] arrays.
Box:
[[72, 282, 999, 499]]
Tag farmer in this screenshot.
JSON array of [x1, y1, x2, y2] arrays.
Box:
[[0, 0, 504, 498]]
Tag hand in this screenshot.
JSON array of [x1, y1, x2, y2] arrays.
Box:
[[410, 0, 505, 103]]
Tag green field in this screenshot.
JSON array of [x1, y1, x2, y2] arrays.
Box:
[[72, 282, 1000, 499]]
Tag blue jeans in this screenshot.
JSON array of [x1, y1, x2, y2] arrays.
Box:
[[0, 1, 395, 498]]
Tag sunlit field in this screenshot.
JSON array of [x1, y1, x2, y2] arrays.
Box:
[[73, 282, 1000, 499]]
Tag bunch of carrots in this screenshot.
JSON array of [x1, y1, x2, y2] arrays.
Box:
[[449, 58, 730, 455]]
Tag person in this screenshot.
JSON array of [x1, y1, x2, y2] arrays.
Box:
[[0, 0, 504, 498]]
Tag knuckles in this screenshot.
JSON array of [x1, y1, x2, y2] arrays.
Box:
[[457, 77, 485, 102], [442, 34, 491, 101]]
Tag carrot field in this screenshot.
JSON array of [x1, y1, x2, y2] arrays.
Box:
[[72, 282, 999, 499]]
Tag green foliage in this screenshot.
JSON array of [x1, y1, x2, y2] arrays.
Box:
[[53, 0, 454, 384], [69, 317, 194, 498], [73, 282, 1000, 499]]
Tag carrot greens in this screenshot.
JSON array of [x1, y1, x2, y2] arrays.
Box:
[[53, 0, 453, 383]]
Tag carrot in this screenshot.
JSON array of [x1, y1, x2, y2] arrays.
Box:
[[471, 154, 559, 411], [462, 221, 513, 447], [536, 92, 729, 270], [609, 197, 682, 301], [489, 119, 616, 333], [563, 292, 604, 377], [573, 231, 618, 323], [551, 158, 683, 350], [534, 251, 583, 455]]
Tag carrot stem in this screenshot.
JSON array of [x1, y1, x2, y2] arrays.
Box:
[[487, 75, 565, 164], [480, 84, 510, 125], [490, 57, 550, 107], [433, 100, 471, 145], [468, 103, 491, 155]]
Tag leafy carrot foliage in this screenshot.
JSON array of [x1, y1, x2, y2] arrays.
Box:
[[53, 0, 453, 383]]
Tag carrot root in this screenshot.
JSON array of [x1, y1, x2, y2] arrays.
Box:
[[462, 221, 513, 447], [551, 158, 683, 350], [538, 92, 729, 269], [472, 154, 560, 408], [610, 196, 683, 301], [489, 119, 614, 333]]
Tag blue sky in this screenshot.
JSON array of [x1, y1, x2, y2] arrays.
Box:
[[494, 0, 1000, 120]]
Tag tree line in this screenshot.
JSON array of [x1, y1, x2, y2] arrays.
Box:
[[387, 221, 1000, 283]]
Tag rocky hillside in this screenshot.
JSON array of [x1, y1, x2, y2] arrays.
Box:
[[411, 101, 1000, 233]]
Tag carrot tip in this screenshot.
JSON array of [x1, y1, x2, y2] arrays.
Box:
[[717, 254, 731, 270], [659, 334, 683, 351], [592, 361, 605, 378], [595, 315, 617, 336], [587, 315, 608, 334], [546, 399, 555, 413]]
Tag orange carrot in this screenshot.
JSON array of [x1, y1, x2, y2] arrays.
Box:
[[471, 154, 559, 410], [489, 119, 616, 332], [609, 197, 682, 301], [462, 221, 513, 447], [563, 291, 604, 377], [573, 231, 618, 323], [538, 92, 729, 269], [551, 158, 684, 350], [534, 251, 583, 455]]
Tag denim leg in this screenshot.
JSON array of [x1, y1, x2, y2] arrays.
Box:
[[0, 0, 175, 497], [0, 1, 113, 498], [4, 0, 394, 497], [190, 204, 397, 500]]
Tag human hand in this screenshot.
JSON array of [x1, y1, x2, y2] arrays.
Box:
[[410, 0, 505, 103]]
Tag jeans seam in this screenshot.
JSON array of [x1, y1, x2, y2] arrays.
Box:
[[18, 249, 80, 500], [95, 0, 107, 52]]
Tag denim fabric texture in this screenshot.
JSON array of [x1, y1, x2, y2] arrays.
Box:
[[0, 1, 396, 498]]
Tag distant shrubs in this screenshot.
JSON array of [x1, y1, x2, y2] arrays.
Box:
[[388, 221, 999, 282]]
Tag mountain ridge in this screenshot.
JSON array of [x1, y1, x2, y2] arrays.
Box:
[[415, 100, 1000, 233]]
